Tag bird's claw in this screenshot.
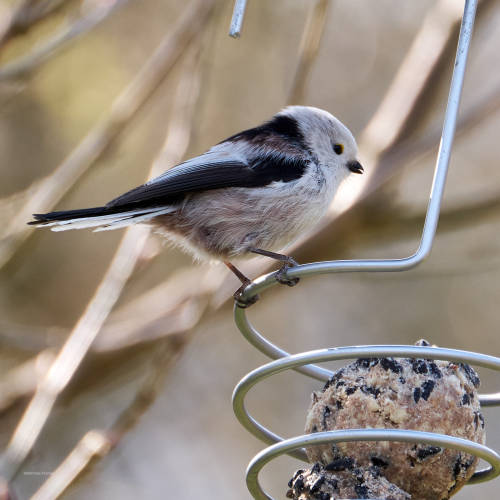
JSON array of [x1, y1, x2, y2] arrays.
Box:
[[275, 259, 300, 287], [234, 283, 259, 308]]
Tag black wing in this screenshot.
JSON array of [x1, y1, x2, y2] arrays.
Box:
[[106, 149, 309, 210]]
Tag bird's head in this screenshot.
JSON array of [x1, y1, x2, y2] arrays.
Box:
[[279, 106, 364, 179]]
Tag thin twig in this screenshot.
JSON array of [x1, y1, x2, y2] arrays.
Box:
[[0, 0, 128, 80], [0, 0, 214, 270], [0, 0, 212, 482], [379, 81, 500, 184], [287, 0, 330, 105]]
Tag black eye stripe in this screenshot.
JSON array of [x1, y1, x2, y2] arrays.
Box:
[[333, 143, 344, 155]]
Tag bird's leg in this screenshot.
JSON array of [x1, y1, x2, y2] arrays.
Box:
[[224, 261, 259, 308], [249, 248, 300, 287]]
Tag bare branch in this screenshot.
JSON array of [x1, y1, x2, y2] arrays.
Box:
[[0, 0, 128, 80], [95, 266, 221, 351], [366, 80, 500, 204], [31, 336, 188, 499], [0, 0, 213, 482], [0, 0, 214, 270], [0, 225, 150, 481]]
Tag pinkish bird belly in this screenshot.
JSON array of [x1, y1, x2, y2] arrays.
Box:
[[154, 176, 336, 261]]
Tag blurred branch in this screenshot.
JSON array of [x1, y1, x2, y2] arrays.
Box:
[[0, 349, 55, 412], [0, 224, 150, 481], [0, 0, 214, 270], [30, 430, 111, 500], [359, 0, 464, 162], [95, 266, 221, 351], [93, 46, 206, 352], [371, 80, 500, 200], [0, 0, 72, 48], [0, 48, 207, 356], [0, 319, 64, 352], [0, 0, 128, 80], [287, 0, 330, 105], [31, 336, 188, 499], [0, 0, 212, 483]]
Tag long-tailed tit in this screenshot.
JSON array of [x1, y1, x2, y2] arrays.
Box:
[[29, 106, 363, 306]]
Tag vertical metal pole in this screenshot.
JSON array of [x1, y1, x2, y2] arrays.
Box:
[[417, 0, 478, 260], [229, 0, 248, 38]]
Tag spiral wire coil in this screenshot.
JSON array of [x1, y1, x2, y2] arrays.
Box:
[[229, 1, 500, 499]]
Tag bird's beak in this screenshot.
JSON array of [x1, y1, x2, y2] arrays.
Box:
[[347, 160, 364, 174]]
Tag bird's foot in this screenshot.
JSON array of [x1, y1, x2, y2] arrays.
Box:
[[233, 282, 259, 308], [248, 248, 301, 288], [275, 257, 300, 287], [225, 261, 259, 308]]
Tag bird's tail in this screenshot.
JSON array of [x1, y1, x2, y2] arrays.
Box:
[[28, 206, 174, 232]]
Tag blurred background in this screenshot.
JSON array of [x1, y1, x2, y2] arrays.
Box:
[[0, 0, 500, 498]]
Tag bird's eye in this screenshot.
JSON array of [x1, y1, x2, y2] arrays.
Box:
[[333, 143, 344, 155]]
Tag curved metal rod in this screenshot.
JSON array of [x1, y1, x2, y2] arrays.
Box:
[[246, 429, 500, 500], [234, 0, 479, 377], [232, 346, 500, 459]]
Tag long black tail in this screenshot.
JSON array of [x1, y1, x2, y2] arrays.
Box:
[[28, 204, 173, 232], [28, 206, 110, 225]]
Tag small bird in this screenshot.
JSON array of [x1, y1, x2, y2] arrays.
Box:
[[29, 106, 363, 306]]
